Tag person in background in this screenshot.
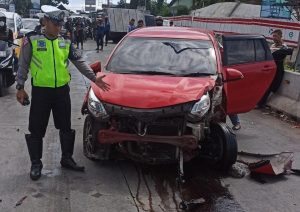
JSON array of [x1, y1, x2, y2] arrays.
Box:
[[104, 16, 110, 46], [137, 20, 144, 28], [95, 18, 105, 53], [128, 19, 136, 32], [170, 21, 174, 27], [155, 16, 163, 26], [75, 18, 84, 49], [229, 115, 241, 131], [257, 29, 293, 109], [65, 17, 73, 42]]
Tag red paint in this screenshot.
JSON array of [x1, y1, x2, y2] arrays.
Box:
[[92, 73, 215, 109]]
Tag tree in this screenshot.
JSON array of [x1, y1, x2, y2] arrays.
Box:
[[129, 0, 139, 9], [13, 0, 32, 17], [117, 0, 127, 8]]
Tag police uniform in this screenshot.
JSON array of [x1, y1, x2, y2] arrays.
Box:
[[16, 7, 97, 180]]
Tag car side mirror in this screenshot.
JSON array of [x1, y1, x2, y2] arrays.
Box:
[[223, 68, 244, 82], [90, 61, 101, 74]]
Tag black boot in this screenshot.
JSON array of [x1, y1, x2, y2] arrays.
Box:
[[25, 134, 43, 181], [60, 130, 85, 172]]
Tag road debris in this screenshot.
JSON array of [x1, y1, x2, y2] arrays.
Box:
[[15, 196, 27, 207], [228, 163, 248, 178], [238, 151, 293, 176]]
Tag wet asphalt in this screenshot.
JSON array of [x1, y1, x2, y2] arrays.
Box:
[[0, 40, 300, 212]]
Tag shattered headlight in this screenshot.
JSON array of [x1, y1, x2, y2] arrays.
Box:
[[88, 88, 108, 118], [190, 94, 211, 118]]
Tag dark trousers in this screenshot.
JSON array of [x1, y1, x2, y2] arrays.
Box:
[[29, 85, 71, 139], [104, 32, 109, 45], [96, 34, 104, 50]]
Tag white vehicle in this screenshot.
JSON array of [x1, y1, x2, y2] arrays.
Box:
[[20, 18, 40, 36], [2, 11, 22, 37]]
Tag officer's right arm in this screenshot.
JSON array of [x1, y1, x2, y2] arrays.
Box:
[[16, 36, 33, 86]]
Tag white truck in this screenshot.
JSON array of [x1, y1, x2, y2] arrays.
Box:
[[105, 8, 155, 43]]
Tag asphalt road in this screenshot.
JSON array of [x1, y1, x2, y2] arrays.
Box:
[[0, 40, 300, 212]]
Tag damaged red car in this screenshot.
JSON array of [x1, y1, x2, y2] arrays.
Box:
[[81, 27, 276, 171]]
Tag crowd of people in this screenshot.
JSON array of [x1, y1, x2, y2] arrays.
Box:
[[64, 16, 110, 52]]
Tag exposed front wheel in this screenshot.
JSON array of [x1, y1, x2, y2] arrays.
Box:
[[203, 122, 238, 170], [83, 115, 111, 161]]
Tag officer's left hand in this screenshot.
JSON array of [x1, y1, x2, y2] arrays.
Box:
[[95, 75, 110, 91]]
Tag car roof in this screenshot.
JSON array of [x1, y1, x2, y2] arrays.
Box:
[[129, 27, 213, 41]]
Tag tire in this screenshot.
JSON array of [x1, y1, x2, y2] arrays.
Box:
[[83, 115, 111, 161], [207, 122, 238, 170]]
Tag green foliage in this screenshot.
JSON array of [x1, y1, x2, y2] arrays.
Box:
[[117, 0, 127, 8], [13, 0, 69, 16], [175, 5, 189, 15]]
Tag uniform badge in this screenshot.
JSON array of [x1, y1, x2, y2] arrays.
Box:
[[37, 40, 47, 51], [59, 41, 66, 49]]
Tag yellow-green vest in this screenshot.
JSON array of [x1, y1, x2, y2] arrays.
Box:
[[30, 35, 71, 88]]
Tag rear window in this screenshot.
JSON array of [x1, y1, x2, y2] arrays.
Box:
[[106, 37, 217, 76]]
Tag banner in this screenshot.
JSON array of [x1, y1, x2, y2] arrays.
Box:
[[260, 0, 291, 19]]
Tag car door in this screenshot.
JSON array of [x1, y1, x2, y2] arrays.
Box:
[[222, 35, 276, 115]]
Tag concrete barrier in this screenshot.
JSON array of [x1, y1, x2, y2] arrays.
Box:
[[267, 71, 300, 121]]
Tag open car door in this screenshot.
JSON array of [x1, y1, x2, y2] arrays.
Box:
[[222, 34, 276, 115]]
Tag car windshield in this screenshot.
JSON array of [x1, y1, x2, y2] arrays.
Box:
[[22, 19, 39, 30], [6, 18, 14, 32], [106, 38, 217, 76]]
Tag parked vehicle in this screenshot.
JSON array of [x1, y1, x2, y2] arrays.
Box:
[[19, 18, 40, 36], [105, 8, 155, 43], [81, 27, 276, 172]]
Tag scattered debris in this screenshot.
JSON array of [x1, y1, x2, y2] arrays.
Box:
[[77, 117, 81, 120], [65, 197, 69, 200], [16, 128, 19, 132], [237, 151, 294, 176], [0, 199, 2, 203], [15, 196, 27, 207], [292, 125, 300, 129], [228, 162, 248, 178]]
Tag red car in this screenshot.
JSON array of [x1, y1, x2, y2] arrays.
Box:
[[81, 27, 276, 171]]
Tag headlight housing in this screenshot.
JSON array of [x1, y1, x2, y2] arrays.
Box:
[[88, 88, 108, 118], [190, 94, 211, 118]]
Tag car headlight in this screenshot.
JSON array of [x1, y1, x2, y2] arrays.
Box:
[[190, 94, 211, 118], [88, 88, 108, 118]]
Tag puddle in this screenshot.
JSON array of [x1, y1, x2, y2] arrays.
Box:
[[134, 159, 244, 212]]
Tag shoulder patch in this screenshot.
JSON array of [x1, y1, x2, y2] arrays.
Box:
[[22, 36, 29, 47]]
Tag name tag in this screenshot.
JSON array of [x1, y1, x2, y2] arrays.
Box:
[[59, 41, 66, 49]]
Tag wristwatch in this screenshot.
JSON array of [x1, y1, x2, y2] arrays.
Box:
[[16, 84, 24, 90]]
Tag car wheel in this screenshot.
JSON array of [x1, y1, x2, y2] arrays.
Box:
[[83, 115, 111, 161], [207, 122, 238, 170]]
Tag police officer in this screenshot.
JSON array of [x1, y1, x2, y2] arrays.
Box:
[[15, 6, 110, 181]]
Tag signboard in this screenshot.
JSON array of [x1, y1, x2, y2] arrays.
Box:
[[260, 0, 292, 19], [31, 0, 40, 9], [85, 0, 96, 5], [9, 4, 15, 12], [85, 6, 96, 12]]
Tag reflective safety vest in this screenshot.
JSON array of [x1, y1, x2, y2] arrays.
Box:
[[29, 35, 71, 88]]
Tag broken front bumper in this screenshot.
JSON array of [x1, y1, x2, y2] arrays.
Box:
[[97, 129, 198, 150]]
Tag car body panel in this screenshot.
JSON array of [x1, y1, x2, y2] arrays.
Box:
[[92, 73, 216, 109], [222, 34, 276, 114]]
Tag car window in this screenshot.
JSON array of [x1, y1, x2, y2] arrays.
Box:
[[107, 38, 217, 76], [226, 40, 255, 65], [255, 39, 267, 62]]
